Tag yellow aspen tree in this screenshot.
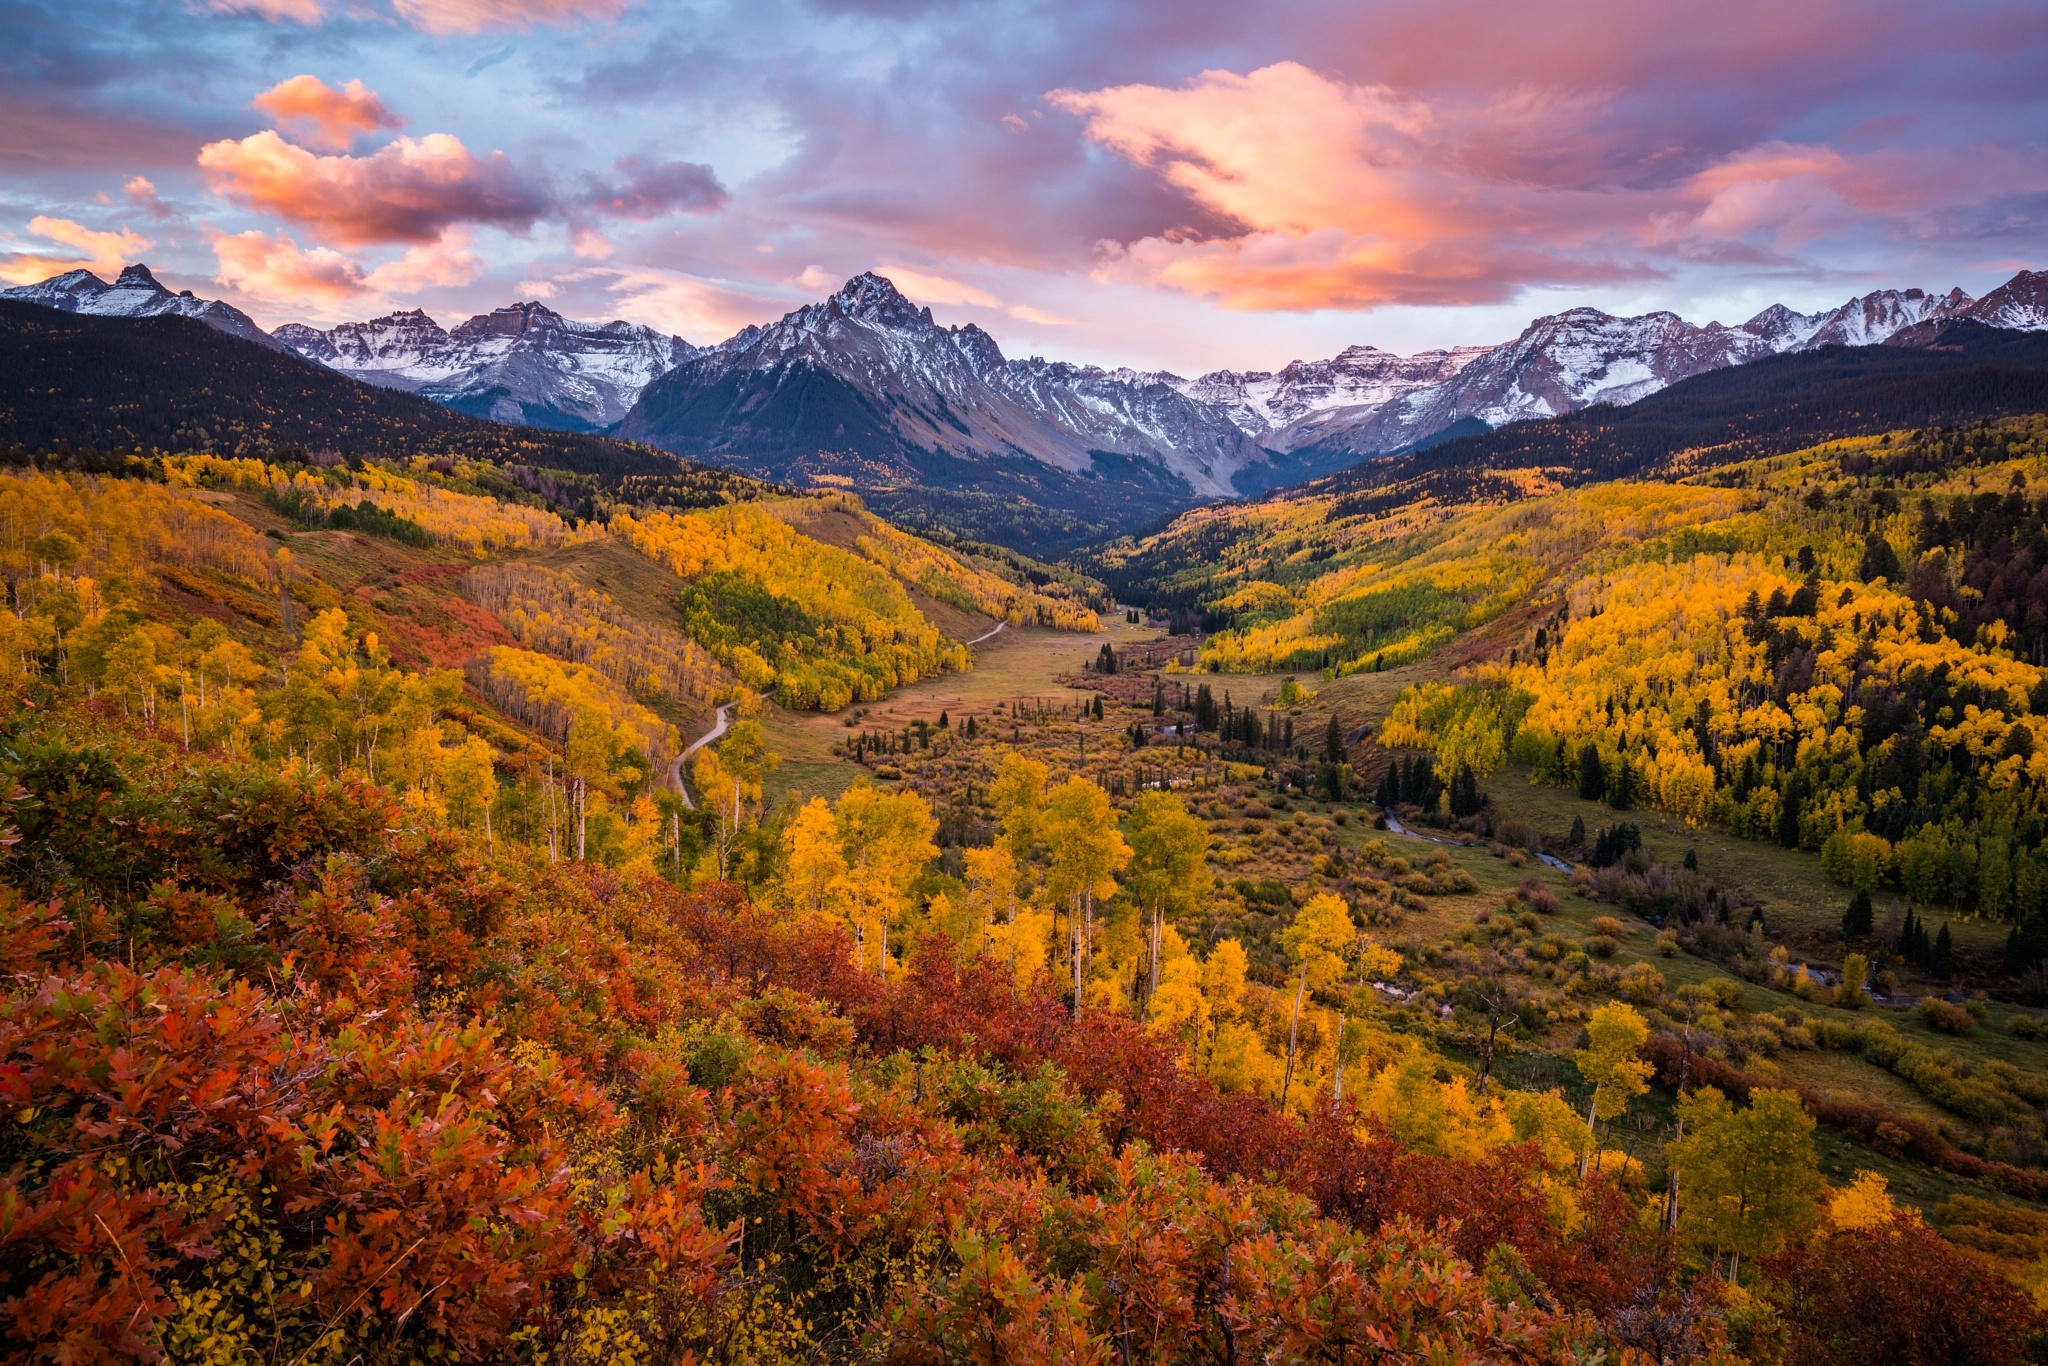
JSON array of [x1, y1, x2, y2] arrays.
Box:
[[962, 844, 1019, 967], [1574, 1001, 1654, 1177], [1041, 777, 1129, 1015], [989, 752, 1048, 862], [1122, 791, 1211, 1015], [1278, 893, 1356, 1110], [833, 782, 938, 975], [782, 797, 849, 920]]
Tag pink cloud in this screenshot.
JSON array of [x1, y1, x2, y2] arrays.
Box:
[[252, 76, 403, 152], [1048, 60, 2047, 312], [1048, 63, 1640, 310], [209, 228, 369, 306], [208, 226, 484, 313], [202, 0, 327, 21], [0, 217, 153, 286], [197, 129, 548, 247], [389, 0, 632, 35]]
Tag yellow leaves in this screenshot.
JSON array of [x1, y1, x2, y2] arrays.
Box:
[[1201, 939, 1249, 1020], [1043, 777, 1130, 909], [470, 646, 677, 768], [1358, 1053, 1511, 1162], [463, 564, 727, 705], [1825, 1171, 1912, 1233], [1575, 1002, 1653, 1124]]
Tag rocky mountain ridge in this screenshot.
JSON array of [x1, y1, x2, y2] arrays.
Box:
[[8, 264, 2046, 507]]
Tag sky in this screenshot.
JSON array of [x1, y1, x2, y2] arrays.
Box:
[[3, 0, 2046, 375]]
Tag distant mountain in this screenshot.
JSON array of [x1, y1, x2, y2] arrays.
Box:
[[9, 261, 2048, 550], [616, 272, 1269, 548], [621, 273, 1261, 493], [0, 301, 764, 514], [1, 265, 275, 349], [273, 302, 696, 432], [1301, 318, 2048, 516], [1179, 279, 2048, 487]]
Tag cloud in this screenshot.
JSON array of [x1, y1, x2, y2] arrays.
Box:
[[208, 226, 483, 312], [579, 266, 788, 340], [878, 265, 1000, 309], [202, 0, 328, 20], [1046, 60, 2047, 312], [1048, 63, 1646, 311], [582, 156, 727, 219], [1007, 304, 1077, 325], [252, 76, 403, 152], [123, 177, 180, 222], [197, 129, 549, 247], [389, 0, 632, 35], [516, 278, 560, 298], [363, 230, 486, 292], [208, 228, 369, 306], [0, 217, 153, 286], [200, 0, 630, 30]]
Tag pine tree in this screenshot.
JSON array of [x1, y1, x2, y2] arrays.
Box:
[[1323, 714, 1344, 763], [1842, 889, 1873, 939], [1578, 745, 1606, 801], [1931, 921, 1955, 978]]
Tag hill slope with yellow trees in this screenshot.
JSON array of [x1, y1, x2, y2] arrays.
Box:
[[5, 390, 2048, 1362]]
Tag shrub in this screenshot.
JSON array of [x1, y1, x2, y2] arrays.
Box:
[[2010, 1014, 2047, 1040], [1654, 929, 1680, 957], [1584, 934, 1620, 958], [1918, 998, 1976, 1034], [1588, 915, 1627, 938]]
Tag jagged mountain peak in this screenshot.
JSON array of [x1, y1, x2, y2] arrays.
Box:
[[0, 262, 275, 348], [111, 264, 164, 290], [823, 272, 932, 329]]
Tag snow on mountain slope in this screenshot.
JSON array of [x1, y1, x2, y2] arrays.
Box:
[[274, 302, 695, 431], [1964, 270, 2048, 330], [1174, 274, 2036, 460], [1, 265, 275, 348], [1795, 288, 1973, 349], [620, 273, 1264, 496]]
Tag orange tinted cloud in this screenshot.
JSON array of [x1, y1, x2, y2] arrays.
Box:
[[252, 76, 402, 152], [209, 229, 368, 306], [1049, 63, 1637, 311], [208, 227, 483, 311], [1048, 61, 2031, 312], [0, 216, 152, 285], [389, 0, 631, 35], [197, 129, 547, 246]]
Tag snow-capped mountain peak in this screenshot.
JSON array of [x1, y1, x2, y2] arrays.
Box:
[[273, 302, 696, 431], [1, 264, 275, 348]]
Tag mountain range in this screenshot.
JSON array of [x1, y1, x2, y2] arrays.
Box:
[[272, 304, 696, 432], [6, 263, 2047, 540]]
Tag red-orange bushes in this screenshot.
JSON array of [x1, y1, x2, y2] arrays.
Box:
[[1220, 1219, 1558, 1364], [0, 944, 619, 1365], [311, 1019, 611, 1356], [1768, 1213, 2040, 1366], [0, 962, 322, 1364]]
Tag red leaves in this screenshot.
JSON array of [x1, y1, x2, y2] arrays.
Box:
[[1219, 1219, 1552, 1365], [1768, 1214, 2043, 1366]]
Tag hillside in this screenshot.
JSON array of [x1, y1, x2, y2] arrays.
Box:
[[0, 302, 717, 485]]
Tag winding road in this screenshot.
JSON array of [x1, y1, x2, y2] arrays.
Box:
[[668, 700, 734, 810], [668, 619, 1005, 809]]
